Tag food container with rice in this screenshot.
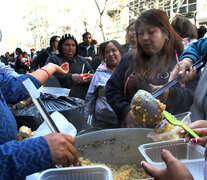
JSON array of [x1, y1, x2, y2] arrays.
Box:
[[147, 111, 191, 142]]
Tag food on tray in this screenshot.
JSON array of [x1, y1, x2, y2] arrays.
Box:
[[131, 90, 166, 127], [17, 126, 35, 141], [154, 120, 176, 134], [79, 157, 151, 180]]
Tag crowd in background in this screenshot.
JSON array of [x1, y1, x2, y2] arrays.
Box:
[[1, 10, 207, 179]]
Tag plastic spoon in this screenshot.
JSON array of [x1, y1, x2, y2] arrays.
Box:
[[163, 110, 200, 138]]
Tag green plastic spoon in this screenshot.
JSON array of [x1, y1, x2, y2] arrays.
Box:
[[163, 110, 200, 138]]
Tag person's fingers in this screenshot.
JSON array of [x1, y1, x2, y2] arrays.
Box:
[[188, 120, 207, 129], [64, 135, 79, 165], [190, 137, 207, 146], [141, 161, 160, 178], [160, 149, 177, 167]]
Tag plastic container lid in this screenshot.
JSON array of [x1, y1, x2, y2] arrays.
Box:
[[38, 165, 113, 180], [147, 111, 191, 142], [139, 139, 205, 180]]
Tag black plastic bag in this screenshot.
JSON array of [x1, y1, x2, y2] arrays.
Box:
[[12, 93, 88, 132]]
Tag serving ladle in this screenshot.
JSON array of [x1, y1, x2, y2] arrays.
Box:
[[131, 56, 206, 128]]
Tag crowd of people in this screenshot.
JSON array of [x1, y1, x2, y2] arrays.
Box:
[[0, 8, 207, 180]]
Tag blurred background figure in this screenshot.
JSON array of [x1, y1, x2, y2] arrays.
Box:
[[14, 47, 27, 74], [171, 14, 198, 49], [22, 51, 32, 73], [197, 25, 207, 39], [84, 40, 123, 129], [1, 52, 10, 65], [31, 35, 60, 71], [122, 21, 136, 53], [30, 48, 37, 61]]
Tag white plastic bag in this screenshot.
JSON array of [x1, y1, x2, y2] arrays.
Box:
[[32, 111, 77, 138]]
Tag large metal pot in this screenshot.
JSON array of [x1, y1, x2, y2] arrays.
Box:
[[75, 128, 153, 166]]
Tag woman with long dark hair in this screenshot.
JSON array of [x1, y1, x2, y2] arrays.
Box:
[[105, 9, 199, 128]]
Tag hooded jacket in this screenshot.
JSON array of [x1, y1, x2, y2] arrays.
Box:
[[84, 63, 119, 126]]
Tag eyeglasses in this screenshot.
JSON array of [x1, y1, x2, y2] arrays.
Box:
[[54, 40, 59, 43]]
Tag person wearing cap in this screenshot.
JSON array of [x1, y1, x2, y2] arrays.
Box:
[[46, 33, 94, 100]]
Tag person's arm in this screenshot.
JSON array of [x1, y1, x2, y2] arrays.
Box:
[[46, 55, 75, 87], [141, 149, 193, 180], [169, 37, 207, 82], [30, 62, 69, 84], [84, 72, 98, 120], [1, 63, 69, 104], [0, 133, 79, 179]]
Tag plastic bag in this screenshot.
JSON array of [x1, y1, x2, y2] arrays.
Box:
[[32, 111, 77, 138], [12, 93, 88, 132]]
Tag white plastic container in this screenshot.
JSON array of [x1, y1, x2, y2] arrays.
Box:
[[139, 139, 205, 180], [148, 111, 191, 142], [38, 165, 113, 180]]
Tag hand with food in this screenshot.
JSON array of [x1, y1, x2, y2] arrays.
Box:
[[72, 74, 83, 84], [141, 149, 194, 180], [83, 74, 93, 84], [44, 133, 79, 167]]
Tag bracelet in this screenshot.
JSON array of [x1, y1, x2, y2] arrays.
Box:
[[40, 68, 51, 78]]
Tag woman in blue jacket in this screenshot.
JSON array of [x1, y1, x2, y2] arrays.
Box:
[[0, 62, 80, 179]]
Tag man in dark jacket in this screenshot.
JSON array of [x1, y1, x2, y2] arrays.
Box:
[[78, 32, 102, 71], [78, 32, 96, 59]]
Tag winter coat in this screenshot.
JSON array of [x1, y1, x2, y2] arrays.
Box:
[[46, 53, 94, 100], [0, 74, 53, 179], [31, 47, 54, 70], [78, 42, 96, 58], [105, 51, 199, 124], [179, 37, 207, 121], [84, 63, 119, 127]]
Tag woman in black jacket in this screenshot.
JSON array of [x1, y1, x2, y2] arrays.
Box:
[[46, 33, 94, 100], [105, 9, 199, 128]]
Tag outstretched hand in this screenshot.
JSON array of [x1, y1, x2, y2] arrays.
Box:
[[141, 149, 193, 180], [55, 62, 69, 74]]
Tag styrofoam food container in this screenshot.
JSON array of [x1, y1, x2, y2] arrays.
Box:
[[38, 165, 113, 180], [139, 139, 205, 180], [147, 111, 191, 142]]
